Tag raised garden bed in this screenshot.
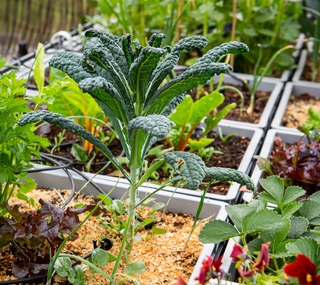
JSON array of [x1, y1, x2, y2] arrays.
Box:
[[271, 81, 320, 132], [24, 166, 229, 285], [242, 129, 317, 204]]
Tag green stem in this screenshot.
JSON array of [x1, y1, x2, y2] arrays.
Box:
[[123, 164, 139, 264], [270, 0, 284, 46], [58, 254, 117, 285], [203, 0, 208, 37], [217, 86, 244, 116]]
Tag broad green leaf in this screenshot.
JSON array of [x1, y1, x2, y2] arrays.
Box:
[[73, 265, 86, 285], [18, 111, 132, 183], [258, 193, 278, 204], [287, 216, 308, 239], [283, 186, 306, 205], [259, 176, 284, 205], [261, 219, 290, 253], [311, 227, 320, 236], [0, 55, 7, 69], [188, 138, 214, 152], [88, 248, 109, 267], [309, 191, 320, 204], [124, 261, 146, 275], [151, 227, 167, 235], [188, 91, 224, 126], [54, 257, 73, 278], [248, 238, 263, 254], [164, 151, 206, 190], [49, 67, 66, 83], [19, 182, 37, 194], [34, 43, 45, 94], [226, 204, 259, 232], [299, 200, 320, 221], [169, 95, 194, 126], [242, 209, 283, 234], [71, 144, 87, 165], [286, 238, 319, 265], [198, 220, 240, 244], [151, 202, 165, 212], [203, 104, 237, 136], [303, 232, 320, 245], [282, 201, 303, 218], [111, 200, 125, 214], [271, 239, 295, 259], [258, 29, 276, 37], [310, 217, 320, 226]]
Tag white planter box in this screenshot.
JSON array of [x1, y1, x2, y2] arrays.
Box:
[[26, 167, 229, 285], [242, 129, 308, 203], [213, 73, 284, 130], [292, 49, 307, 82], [271, 81, 320, 132], [145, 122, 263, 204]]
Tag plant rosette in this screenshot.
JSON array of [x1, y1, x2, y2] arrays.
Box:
[[243, 129, 320, 204], [191, 175, 320, 285], [271, 81, 320, 132], [24, 167, 229, 285]]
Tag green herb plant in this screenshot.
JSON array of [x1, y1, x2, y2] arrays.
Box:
[[19, 30, 256, 277], [199, 175, 320, 275], [97, 195, 167, 240], [0, 56, 50, 214], [218, 127, 237, 144]]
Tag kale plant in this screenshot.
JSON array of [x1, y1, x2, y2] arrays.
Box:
[[18, 29, 255, 264]]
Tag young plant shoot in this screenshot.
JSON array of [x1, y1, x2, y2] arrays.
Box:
[[18, 30, 256, 265]]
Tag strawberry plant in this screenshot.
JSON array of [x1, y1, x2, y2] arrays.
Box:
[[18, 29, 256, 271]]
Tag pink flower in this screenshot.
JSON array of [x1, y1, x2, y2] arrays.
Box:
[[253, 241, 271, 271]]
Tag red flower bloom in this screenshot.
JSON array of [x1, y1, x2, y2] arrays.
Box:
[[284, 254, 320, 285], [230, 244, 251, 263], [238, 265, 256, 278], [253, 241, 271, 271], [194, 255, 223, 285], [177, 276, 187, 285]]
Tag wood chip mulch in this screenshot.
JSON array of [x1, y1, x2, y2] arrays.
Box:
[[0, 188, 206, 285]]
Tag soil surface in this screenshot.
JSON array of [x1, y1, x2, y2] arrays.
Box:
[[301, 54, 320, 82], [282, 93, 320, 129], [189, 83, 271, 124], [0, 188, 205, 284]]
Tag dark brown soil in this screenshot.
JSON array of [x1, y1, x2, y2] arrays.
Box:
[[189, 83, 271, 124], [145, 132, 251, 195], [301, 54, 320, 82]]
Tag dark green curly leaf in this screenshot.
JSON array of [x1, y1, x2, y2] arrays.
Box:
[[144, 62, 233, 115], [81, 41, 132, 106], [49, 52, 93, 83], [129, 46, 168, 103], [18, 111, 131, 183], [204, 167, 256, 192], [164, 151, 206, 190], [145, 36, 208, 101], [78, 76, 135, 123], [127, 115, 173, 167], [148, 33, 166, 48], [121, 34, 134, 71], [85, 29, 129, 79]]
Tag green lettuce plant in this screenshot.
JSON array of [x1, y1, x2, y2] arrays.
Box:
[[18, 29, 255, 266]]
